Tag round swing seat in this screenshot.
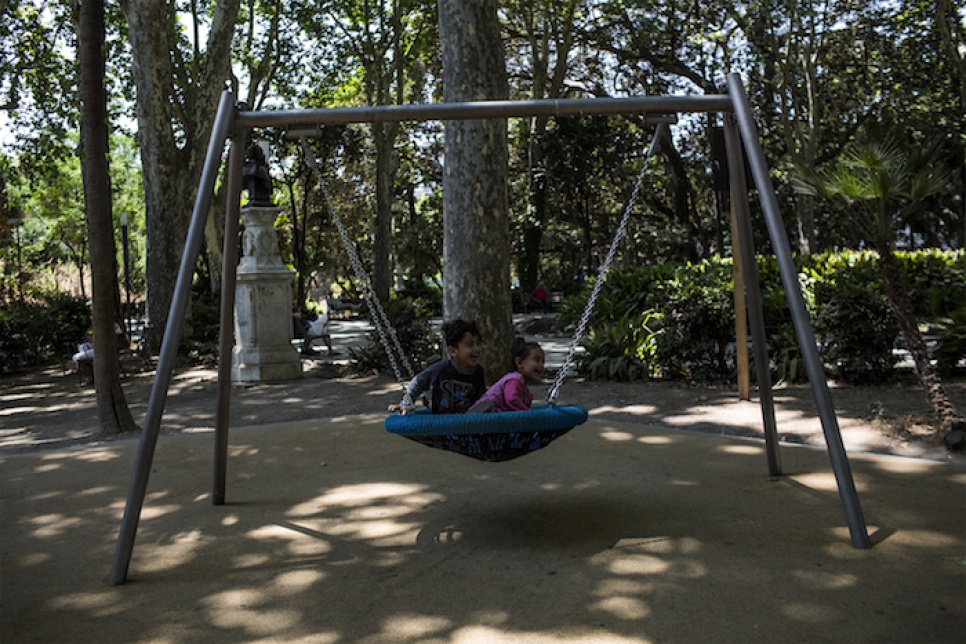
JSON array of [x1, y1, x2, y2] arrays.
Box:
[[384, 405, 589, 462]]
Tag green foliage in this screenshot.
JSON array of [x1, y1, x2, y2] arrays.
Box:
[[346, 296, 438, 377], [0, 294, 90, 372], [577, 311, 661, 382], [932, 308, 966, 376], [653, 258, 736, 381]]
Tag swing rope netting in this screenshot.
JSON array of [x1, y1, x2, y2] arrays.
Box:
[[297, 122, 667, 461]]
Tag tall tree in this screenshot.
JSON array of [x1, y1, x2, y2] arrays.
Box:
[[77, 0, 137, 433], [438, 0, 512, 381], [120, 0, 240, 351]]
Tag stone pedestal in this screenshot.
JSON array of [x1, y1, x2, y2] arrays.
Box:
[[231, 206, 301, 382]]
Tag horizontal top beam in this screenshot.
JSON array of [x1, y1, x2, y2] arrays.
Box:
[[234, 94, 733, 130]]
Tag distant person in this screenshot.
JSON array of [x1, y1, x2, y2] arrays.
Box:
[[531, 285, 549, 312], [477, 338, 545, 412], [301, 312, 336, 357], [389, 319, 489, 415]]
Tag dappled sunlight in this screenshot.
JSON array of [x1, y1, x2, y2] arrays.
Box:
[[788, 472, 841, 493], [717, 443, 763, 456], [24, 513, 82, 539], [791, 568, 858, 590], [874, 529, 961, 548], [202, 589, 307, 636], [140, 504, 184, 521], [637, 435, 673, 445], [291, 482, 440, 514], [380, 614, 453, 639], [592, 595, 651, 620], [136, 529, 208, 573], [449, 626, 645, 643], [50, 590, 124, 617], [599, 429, 637, 442], [15, 551, 51, 567], [781, 601, 843, 623], [592, 404, 659, 416], [246, 524, 333, 558]]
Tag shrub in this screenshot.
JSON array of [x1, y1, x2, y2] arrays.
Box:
[[346, 296, 438, 377], [577, 311, 661, 381]]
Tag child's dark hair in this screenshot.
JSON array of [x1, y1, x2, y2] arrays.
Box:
[[441, 319, 481, 348], [510, 336, 542, 371]]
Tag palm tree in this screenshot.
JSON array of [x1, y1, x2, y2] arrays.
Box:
[[794, 138, 963, 445]]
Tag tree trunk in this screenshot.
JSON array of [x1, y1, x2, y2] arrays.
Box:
[[373, 122, 398, 301], [877, 248, 962, 433], [438, 0, 512, 382], [77, 0, 137, 434], [121, 0, 239, 352]]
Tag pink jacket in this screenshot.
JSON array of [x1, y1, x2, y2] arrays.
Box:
[[478, 372, 533, 412]]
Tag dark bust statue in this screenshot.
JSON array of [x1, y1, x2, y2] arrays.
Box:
[[242, 144, 273, 206]]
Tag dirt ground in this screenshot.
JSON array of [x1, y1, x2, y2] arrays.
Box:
[[2, 354, 964, 464]]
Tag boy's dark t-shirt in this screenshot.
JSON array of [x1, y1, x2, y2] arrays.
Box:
[[403, 358, 486, 414]]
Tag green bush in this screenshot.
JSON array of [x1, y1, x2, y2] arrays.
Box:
[[346, 296, 438, 377], [577, 311, 661, 381], [809, 252, 900, 383], [0, 294, 90, 373]]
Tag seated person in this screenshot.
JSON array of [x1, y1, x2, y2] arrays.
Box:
[[531, 285, 549, 312], [301, 313, 337, 357]]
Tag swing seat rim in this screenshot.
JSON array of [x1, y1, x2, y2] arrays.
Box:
[[384, 404, 589, 437]]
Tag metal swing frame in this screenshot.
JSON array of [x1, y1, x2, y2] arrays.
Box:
[[108, 73, 870, 586]]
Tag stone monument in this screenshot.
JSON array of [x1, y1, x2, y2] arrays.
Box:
[[231, 144, 301, 382]]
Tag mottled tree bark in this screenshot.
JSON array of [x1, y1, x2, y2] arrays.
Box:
[[121, 0, 239, 352], [78, 0, 137, 433], [438, 0, 512, 382]]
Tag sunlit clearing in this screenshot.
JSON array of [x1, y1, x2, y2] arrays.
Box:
[[381, 614, 452, 638], [592, 596, 651, 620], [450, 626, 644, 643], [718, 444, 762, 456], [638, 435, 673, 445], [599, 429, 636, 442], [204, 590, 303, 635], [26, 513, 81, 539], [781, 601, 841, 623], [791, 568, 858, 589]]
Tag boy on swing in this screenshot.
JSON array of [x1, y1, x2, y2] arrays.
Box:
[[389, 319, 492, 415]]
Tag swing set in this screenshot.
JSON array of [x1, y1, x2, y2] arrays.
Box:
[[108, 74, 871, 586]]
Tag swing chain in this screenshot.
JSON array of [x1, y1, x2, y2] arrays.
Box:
[[546, 123, 667, 404], [299, 138, 416, 389]]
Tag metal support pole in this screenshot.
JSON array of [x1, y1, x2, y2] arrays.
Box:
[[108, 90, 238, 585], [213, 123, 248, 505], [726, 73, 870, 548], [723, 116, 782, 477]]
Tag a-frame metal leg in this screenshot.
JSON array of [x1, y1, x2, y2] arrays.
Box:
[[723, 116, 782, 477], [726, 73, 870, 549], [213, 126, 248, 506], [108, 91, 238, 586]]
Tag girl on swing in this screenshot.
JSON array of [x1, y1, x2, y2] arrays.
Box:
[[476, 337, 545, 412]]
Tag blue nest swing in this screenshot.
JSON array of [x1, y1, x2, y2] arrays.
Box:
[[385, 405, 589, 462]]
